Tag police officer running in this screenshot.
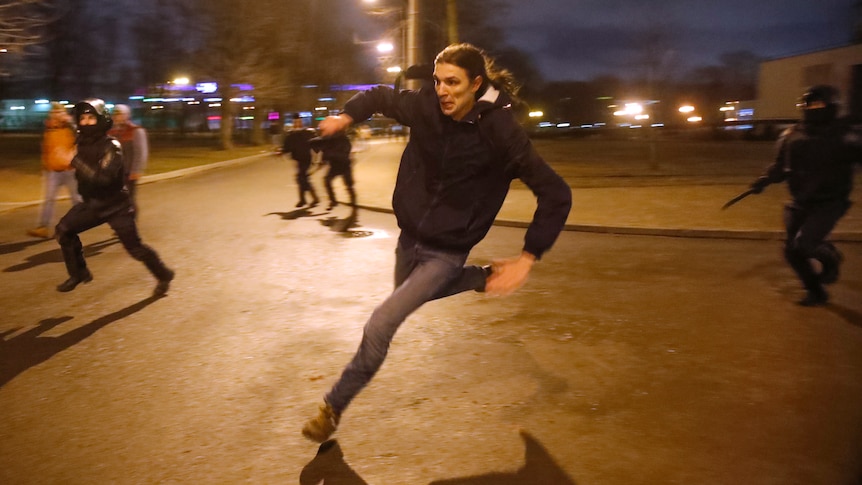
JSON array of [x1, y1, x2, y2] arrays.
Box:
[[54, 99, 175, 296], [749, 85, 862, 306]]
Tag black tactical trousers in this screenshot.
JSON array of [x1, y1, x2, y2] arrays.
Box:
[[56, 200, 171, 281], [783, 199, 849, 293], [324, 158, 356, 206]]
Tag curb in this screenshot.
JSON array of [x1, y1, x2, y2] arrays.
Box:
[[5, 153, 862, 242], [356, 204, 862, 242], [0, 152, 270, 214]]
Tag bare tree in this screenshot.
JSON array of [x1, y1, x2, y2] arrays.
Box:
[[193, 0, 371, 149], [718, 50, 760, 101], [0, 0, 61, 50], [132, 0, 197, 94], [190, 0, 298, 149], [19, 0, 123, 100], [0, 0, 64, 90]]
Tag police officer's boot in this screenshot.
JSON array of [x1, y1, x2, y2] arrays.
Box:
[[296, 186, 307, 208], [785, 244, 828, 306], [131, 245, 175, 297], [309, 186, 320, 207], [815, 242, 843, 285], [347, 186, 357, 208], [57, 231, 92, 292], [57, 268, 93, 292]]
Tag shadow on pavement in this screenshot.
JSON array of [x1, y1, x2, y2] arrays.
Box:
[[0, 294, 163, 388], [266, 208, 319, 221], [2, 237, 121, 273], [827, 303, 862, 329], [429, 431, 577, 485], [297, 431, 576, 485], [319, 209, 373, 238], [299, 440, 368, 485], [0, 237, 53, 256], [267, 206, 370, 236]]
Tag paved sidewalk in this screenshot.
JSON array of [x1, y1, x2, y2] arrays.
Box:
[[3, 140, 861, 241], [347, 140, 862, 241]]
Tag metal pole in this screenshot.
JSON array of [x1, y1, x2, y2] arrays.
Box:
[[406, 0, 419, 68], [447, 0, 458, 44], [405, 0, 420, 89]]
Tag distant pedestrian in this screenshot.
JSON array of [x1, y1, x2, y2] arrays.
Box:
[[270, 117, 284, 150], [749, 85, 862, 306], [108, 104, 148, 217], [282, 118, 320, 208], [301, 43, 572, 443], [27, 102, 82, 239], [55, 98, 174, 296], [311, 132, 355, 211]]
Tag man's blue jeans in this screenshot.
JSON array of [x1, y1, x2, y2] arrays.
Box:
[[325, 233, 486, 414], [39, 170, 81, 228]]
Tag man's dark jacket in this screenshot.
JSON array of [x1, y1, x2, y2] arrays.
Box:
[[342, 85, 571, 258]]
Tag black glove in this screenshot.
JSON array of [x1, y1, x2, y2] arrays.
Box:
[[749, 177, 768, 194]]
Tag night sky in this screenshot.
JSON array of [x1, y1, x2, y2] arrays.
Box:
[[499, 0, 857, 81]]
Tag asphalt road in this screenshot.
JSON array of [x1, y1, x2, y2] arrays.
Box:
[[1, 154, 862, 484]]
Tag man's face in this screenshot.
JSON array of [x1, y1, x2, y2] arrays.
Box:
[[433, 62, 482, 121], [113, 111, 128, 125], [49, 110, 67, 122], [78, 113, 98, 126]]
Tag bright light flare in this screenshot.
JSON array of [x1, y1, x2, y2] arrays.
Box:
[[528, 110, 544, 118], [687, 116, 703, 123], [614, 103, 644, 117], [377, 42, 394, 54], [678, 105, 695, 113]]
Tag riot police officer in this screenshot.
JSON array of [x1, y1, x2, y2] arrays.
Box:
[[55, 98, 174, 296], [750, 85, 861, 306]]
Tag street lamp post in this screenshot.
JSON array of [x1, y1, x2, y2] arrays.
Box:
[[446, 0, 458, 44], [406, 0, 419, 68], [363, 0, 420, 87]]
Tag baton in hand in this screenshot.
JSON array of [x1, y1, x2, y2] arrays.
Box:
[[721, 189, 757, 210]]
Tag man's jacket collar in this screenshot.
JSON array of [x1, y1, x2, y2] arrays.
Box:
[[459, 85, 511, 123]]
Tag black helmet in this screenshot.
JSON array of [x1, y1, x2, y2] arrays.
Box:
[[74, 98, 113, 133], [798, 85, 839, 125], [799, 85, 839, 108]]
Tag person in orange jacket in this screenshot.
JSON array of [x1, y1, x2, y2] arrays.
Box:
[[27, 102, 82, 239]]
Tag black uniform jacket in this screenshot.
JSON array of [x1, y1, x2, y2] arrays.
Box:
[[759, 121, 862, 205], [282, 128, 315, 164], [71, 135, 130, 217]]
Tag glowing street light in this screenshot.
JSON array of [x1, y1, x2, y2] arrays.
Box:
[[678, 105, 695, 113], [377, 42, 394, 54]]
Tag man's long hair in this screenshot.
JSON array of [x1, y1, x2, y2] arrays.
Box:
[[434, 43, 520, 98]]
